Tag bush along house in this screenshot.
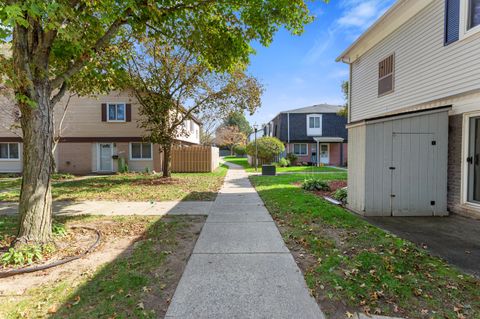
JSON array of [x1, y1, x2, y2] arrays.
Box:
[[337, 0, 480, 218], [264, 104, 348, 166], [0, 90, 201, 174]]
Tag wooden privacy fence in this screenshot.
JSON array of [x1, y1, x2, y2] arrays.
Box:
[[171, 146, 219, 173]]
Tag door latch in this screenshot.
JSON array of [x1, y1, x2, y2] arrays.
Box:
[[467, 156, 473, 164]]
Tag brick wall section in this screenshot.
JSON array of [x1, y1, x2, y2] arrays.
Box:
[[448, 115, 462, 214], [57, 143, 93, 174]]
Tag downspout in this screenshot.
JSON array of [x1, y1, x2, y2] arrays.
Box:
[[348, 62, 352, 124], [287, 113, 290, 153]]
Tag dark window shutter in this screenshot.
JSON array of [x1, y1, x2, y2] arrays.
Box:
[[445, 0, 460, 45], [101, 103, 107, 122], [126, 104, 132, 122]]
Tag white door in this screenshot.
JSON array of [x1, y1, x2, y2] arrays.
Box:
[[98, 143, 113, 172], [320, 144, 329, 164]]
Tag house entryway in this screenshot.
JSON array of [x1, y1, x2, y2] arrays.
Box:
[[311, 143, 329, 165], [98, 143, 113, 172]]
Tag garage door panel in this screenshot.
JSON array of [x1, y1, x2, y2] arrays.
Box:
[[392, 133, 435, 216]]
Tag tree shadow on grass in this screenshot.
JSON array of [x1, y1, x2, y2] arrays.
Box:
[[0, 212, 205, 319]]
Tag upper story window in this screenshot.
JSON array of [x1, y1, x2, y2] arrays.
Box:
[[108, 103, 126, 122], [309, 116, 321, 128], [306, 114, 322, 136], [0, 143, 19, 160], [378, 54, 394, 96], [469, 0, 480, 29], [130, 143, 152, 160]]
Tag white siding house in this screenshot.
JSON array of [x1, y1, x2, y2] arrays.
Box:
[[338, 0, 480, 218]]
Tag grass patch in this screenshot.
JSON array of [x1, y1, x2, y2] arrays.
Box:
[[224, 156, 344, 173], [250, 173, 480, 319], [0, 214, 203, 318], [0, 165, 228, 202]]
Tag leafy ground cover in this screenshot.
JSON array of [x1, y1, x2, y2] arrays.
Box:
[[224, 156, 344, 173], [0, 173, 77, 191], [0, 166, 227, 202], [250, 173, 480, 319], [0, 214, 204, 318]]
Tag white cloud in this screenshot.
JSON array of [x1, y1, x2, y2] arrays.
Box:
[[336, 0, 392, 31], [304, 0, 394, 64]]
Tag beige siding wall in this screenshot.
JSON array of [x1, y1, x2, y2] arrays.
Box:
[[347, 125, 366, 213], [350, 0, 480, 122], [0, 90, 201, 143]]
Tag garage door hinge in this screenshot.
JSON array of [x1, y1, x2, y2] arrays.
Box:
[[390, 194, 396, 198], [431, 201, 435, 206], [389, 167, 396, 170], [431, 140, 436, 145]]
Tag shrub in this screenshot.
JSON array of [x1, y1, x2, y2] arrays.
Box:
[[52, 222, 67, 237], [277, 158, 290, 167], [1, 245, 43, 267], [233, 144, 246, 156], [285, 152, 298, 165], [333, 188, 347, 203], [246, 137, 285, 164], [302, 179, 330, 191]]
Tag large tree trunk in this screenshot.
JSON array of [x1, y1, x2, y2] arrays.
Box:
[[16, 84, 54, 245], [162, 143, 172, 178]]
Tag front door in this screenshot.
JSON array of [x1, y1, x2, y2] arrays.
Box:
[[98, 143, 113, 172], [320, 144, 329, 164], [467, 117, 480, 203]]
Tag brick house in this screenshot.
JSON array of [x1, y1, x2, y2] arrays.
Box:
[[0, 91, 201, 174]]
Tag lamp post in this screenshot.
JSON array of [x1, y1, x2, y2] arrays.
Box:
[[253, 124, 259, 172]]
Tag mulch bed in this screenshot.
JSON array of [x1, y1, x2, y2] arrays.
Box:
[[312, 180, 347, 197], [294, 180, 347, 198], [132, 177, 185, 186]]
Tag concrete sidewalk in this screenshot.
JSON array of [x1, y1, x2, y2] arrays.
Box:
[[165, 162, 325, 319], [0, 200, 213, 217]]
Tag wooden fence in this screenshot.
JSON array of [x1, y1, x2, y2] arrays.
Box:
[[171, 146, 219, 173]]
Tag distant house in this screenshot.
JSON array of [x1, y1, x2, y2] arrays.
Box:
[[0, 91, 201, 174], [337, 0, 480, 218], [265, 104, 347, 166]]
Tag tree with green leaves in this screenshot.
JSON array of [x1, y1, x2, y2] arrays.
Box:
[[338, 80, 349, 118], [246, 136, 284, 164], [223, 111, 252, 136], [125, 37, 262, 177], [0, 0, 321, 245]]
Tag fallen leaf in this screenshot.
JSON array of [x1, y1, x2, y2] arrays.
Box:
[[346, 311, 354, 318], [47, 305, 57, 314]]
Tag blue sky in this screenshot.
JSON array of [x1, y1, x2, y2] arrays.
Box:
[[246, 0, 396, 125]]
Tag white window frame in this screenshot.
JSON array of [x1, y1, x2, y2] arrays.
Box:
[[129, 142, 153, 161], [306, 114, 323, 136], [0, 143, 20, 161], [460, 0, 480, 40], [461, 112, 480, 211], [293, 143, 308, 156], [107, 103, 126, 122]]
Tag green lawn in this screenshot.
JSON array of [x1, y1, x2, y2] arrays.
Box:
[[0, 178, 21, 190], [0, 166, 228, 202], [223, 156, 344, 173], [250, 173, 480, 319], [1, 214, 203, 318]]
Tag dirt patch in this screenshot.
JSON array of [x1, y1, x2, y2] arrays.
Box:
[[0, 216, 205, 319], [132, 177, 185, 186]]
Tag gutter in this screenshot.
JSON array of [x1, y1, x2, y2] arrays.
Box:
[[287, 113, 290, 152]]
